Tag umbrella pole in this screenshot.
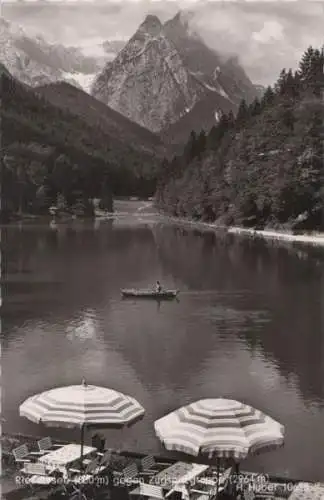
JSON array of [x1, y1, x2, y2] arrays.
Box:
[[215, 457, 220, 496], [217, 458, 220, 495], [80, 424, 85, 470]]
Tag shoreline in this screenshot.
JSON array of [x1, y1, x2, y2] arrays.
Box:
[[0, 432, 308, 485], [161, 214, 324, 248], [3, 207, 324, 248]]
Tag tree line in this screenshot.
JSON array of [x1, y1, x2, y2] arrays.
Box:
[[0, 66, 159, 221], [155, 46, 324, 231]]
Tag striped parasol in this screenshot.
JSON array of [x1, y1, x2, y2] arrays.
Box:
[[154, 398, 285, 461], [19, 379, 145, 464]]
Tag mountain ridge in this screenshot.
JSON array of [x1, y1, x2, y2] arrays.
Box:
[[35, 80, 165, 156], [0, 16, 103, 90], [91, 11, 258, 143], [1, 64, 163, 221], [91, 13, 206, 134]]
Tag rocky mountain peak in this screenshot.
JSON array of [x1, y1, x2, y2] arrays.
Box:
[[91, 13, 204, 133], [139, 14, 162, 36], [164, 11, 195, 36], [91, 11, 258, 141]]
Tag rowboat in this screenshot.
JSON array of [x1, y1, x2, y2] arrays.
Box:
[[121, 289, 179, 300]]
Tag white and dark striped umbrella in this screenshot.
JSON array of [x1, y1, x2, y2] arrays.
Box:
[[19, 379, 145, 463], [154, 398, 284, 461]]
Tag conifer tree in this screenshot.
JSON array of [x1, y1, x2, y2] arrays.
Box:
[[250, 98, 262, 116], [235, 99, 249, 127], [207, 125, 218, 150], [196, 130, 207, 157], [285, 69, 299, 99], [275, 68, 288, 95], [184, 131, 198, 163], [261, 86, 275, 108]]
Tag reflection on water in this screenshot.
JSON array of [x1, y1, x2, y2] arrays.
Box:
[[65, 309, 99, 342], [2, 216, 324, 481]]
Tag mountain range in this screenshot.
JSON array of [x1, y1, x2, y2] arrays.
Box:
[[92, 12, 260, 144], [0, 12, 263, 148], [0, 16, 104, 90]]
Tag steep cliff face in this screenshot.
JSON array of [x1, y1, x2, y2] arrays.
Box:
[[92, 15, 206, 133], [92, 12, 258, 140], [92, 16, 210, 132]]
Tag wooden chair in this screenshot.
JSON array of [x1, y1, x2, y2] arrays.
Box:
[[20, 462, 48, 476], [1, 440, 15, 464], [114, 462, 140, 485], [140, 455, 168, 474], [19, 461, 60, 497], [130, 482, 165, 499], [37, 436, 62, 454], [12, 444, 40, 466], [67, 458, 111, 500]]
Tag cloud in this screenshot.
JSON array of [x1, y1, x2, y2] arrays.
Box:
[[185, 1, 324, 84], [2, 1, 324, 85], [252, 20, 284, 43]]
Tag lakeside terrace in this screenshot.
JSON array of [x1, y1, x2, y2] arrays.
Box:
[[2, 433, 324, 500]]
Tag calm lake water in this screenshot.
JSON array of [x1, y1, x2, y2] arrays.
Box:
[[2, 204, 324, 481]]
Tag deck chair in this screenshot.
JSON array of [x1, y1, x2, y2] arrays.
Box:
[[12, 444, 40, 466], [189, 487, 216, 500], [199, 467, 232, 496], [19, 462, 59, 497], [67, 459, 110, 500], [218, 467, 232, 490], [114, 462, 140, 485], [28, 475, 57, 486], [67, 485, 88, 500], [37, 436, 63, 454], [20, 462, 48, 476], [130, 483, 165, 499], [1, 440, 15, 464], [140, 455, 168, 475]]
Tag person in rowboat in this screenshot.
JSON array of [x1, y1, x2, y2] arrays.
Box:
[[155, 280, 162, 293]]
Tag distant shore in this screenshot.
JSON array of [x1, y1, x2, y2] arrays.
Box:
[[162, 214, 324, 248], [227, 226, 324, 247], [3, 203, 324, 249]]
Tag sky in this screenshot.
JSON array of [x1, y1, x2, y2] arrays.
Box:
[[2, 1, 324, 85]]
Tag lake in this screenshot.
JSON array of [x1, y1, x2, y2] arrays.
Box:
[[2, 204, 324, 481]]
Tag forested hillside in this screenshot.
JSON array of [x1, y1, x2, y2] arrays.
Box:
[[156, 47, 324, 231], [0, 65, 161, 221]]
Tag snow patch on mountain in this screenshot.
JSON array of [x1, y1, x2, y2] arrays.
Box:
[[63, 72, 97, 93], [215, 84, 230, 100]]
